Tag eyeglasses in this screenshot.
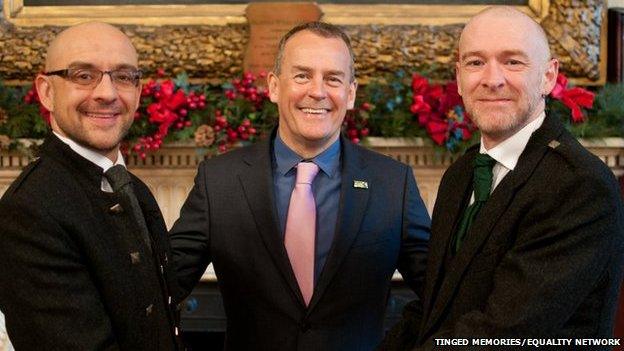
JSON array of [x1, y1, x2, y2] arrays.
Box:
[[44, 68, 142, 90]]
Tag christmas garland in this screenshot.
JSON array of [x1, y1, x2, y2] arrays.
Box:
[[0, 71, 621, 158]]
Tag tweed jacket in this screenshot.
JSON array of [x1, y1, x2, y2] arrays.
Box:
[[0, 135, 180, 350], [381, 114, 624, 350]]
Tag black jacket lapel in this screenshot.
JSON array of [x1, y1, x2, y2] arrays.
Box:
[[237, 137, 305, 305], [420, 148, 474, 334], [307, 138, 370, 312]]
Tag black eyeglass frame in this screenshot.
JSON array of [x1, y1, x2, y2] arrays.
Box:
[[44, 68, 143, 88]]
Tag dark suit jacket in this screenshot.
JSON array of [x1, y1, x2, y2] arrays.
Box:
[[0, 135, 180, 350], [169, 133, 431, 351], [381, 114, 624, 350]]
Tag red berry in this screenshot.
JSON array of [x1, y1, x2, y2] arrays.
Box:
[[360, 128, 370, 137], [216, 116, 227, 125]]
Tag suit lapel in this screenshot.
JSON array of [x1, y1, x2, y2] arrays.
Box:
[[307, 138, 370, 312], [422, 115, 565, 336], [237, 138, 305, 305], [420, 149, 474, 334]]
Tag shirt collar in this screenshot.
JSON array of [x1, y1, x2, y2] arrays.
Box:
[[273, 133, 340, 178], [479, 111, 545, 171], [53, 131, 125, 172]]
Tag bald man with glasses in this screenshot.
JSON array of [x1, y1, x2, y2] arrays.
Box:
[[0, 22, 181, 350]]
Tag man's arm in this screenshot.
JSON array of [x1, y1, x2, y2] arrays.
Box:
[[379, 166, 431, 351], [420, 167, 624, 347], [0, 199, 120, 350], [397, 166, 431, 296], [169, 163, 213, 300]]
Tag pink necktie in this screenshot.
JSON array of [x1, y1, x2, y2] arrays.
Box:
[[284, 162, 319, 306]]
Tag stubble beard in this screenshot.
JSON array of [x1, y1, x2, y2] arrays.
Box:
[[467, 93, 542, 142], [54, 113, 132, 156]]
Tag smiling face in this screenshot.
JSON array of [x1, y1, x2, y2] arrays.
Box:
[[268, 30, 357, 158], [35, 22, 141, 161], [456, 7, 558, 148]]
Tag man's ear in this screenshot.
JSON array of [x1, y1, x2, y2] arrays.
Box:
[[35, 74, 55, 112], [541, 58, 559, 96], [133, 82, 142, 112], [455, 61, 463, 96], [267, 72, 279, 104], [347, 79, 358, 110]]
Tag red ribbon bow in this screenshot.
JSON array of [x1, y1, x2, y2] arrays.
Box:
[[550, 74, 594, 123]]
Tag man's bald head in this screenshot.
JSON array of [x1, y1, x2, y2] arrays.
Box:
[[455, 5, 558, 149], [45, 22, 138, 71], [459, 6, 551, 64], [36, 21, 141, 161]]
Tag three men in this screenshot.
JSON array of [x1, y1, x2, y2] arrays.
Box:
[[382, 6, 624, 349], [169, 22, 431, 350], [0, 23, 180, 350]]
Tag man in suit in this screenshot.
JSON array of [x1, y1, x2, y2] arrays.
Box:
[[0, 22, 180, 350], [169, 21, 431, 351], [381, 6, 624, 350]]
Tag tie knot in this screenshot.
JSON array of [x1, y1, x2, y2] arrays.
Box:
[[474, 153, 496, 168], [104, 165, 132, 192], [295, 162, 319, 185], [473, 153, 495, 202]]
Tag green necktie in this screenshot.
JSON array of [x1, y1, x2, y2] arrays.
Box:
[[453, 153, 496, 253]]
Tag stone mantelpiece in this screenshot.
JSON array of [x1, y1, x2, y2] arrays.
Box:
[[2, 138, 624, 227], [1, 137, 624, 282]]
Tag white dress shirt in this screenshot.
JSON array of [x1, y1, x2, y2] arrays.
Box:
[[53, 131, 126, 192], [469, 111, 546, 205]]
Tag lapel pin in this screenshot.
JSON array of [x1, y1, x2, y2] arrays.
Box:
[[353, 180, 368, 189], [548, 140, 560, 149], [109, 203, 124, 214]]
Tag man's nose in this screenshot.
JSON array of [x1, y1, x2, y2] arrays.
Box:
[[308, 77, 327, 100], [91, 73, 119, 102], [481, 63, 505, 90]]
